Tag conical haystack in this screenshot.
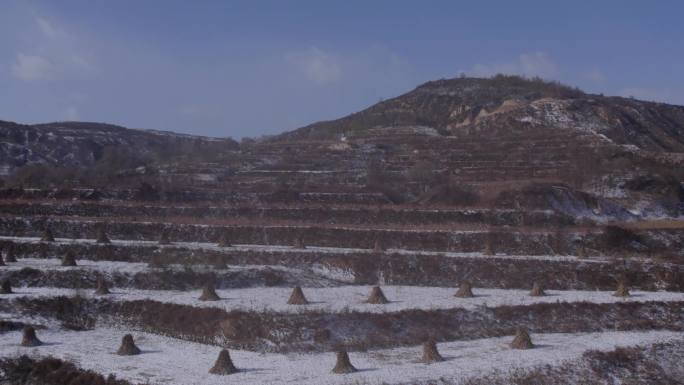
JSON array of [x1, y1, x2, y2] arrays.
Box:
[[1, 279, 12, 294], [20, 326, 42, 347], [209, 349, 238, 375], [4, 245, 17, 263], [577, 244, 587, 258], [529, 282, 546, 297], [95, 276, 110, 295], [61, 251, 77, 267], [210, 256, 227, 270], [158, 229, 172, 245], [331, 350, 357, 374], [116, 334, 141, 355], [510, 328, 534, 349], [293, 236, 305, 249], [373, 239, 385, 253], [420, 340, 444, 363], [613, 282, 630, 297], [96, 226, 111, 244], [483, 240, 494, 256], [454, 281, 474, 298], [199, 283, 221, 301], [147, 255, 166, 268], [217, 231, 231, 247], [41, 228, 55, 242], [366, 286, 389, 304], [287, 286, 309, 305]]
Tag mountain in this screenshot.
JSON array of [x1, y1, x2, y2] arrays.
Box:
[[0, 120, 236, 176], [264, 75, 684, 216], [1, 75, 682, 217], [275, 76, 684, 153]]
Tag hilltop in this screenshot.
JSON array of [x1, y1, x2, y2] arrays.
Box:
[[275, 75, 684, 153]]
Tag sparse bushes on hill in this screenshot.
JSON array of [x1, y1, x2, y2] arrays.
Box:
[[8, 164, 78, 188], [134, 182, 160, 201], [601, 226, 641, 250], [0, 355, 130, 385]]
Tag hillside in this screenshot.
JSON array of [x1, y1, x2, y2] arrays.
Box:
[[0, 75, 683, 385], [1, 76, 683, 218], [276, 76, 684, 153], [0, 120, 237, 176]]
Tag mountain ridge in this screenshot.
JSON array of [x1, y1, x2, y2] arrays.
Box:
[[0, 119, 236, 175], [271, 76, 684, 154]]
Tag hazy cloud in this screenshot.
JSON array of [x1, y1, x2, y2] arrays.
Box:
[[582, 68, 606, 84], [469, 52, 560, 79], [36, 17, 64, 39], [619, 87, 683, 105], [64, 106, 80, 120], [11, 53, 55, 80], [9, 16, 95, 82], [286, 47, 342, 85]]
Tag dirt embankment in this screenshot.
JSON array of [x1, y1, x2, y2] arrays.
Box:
[[0, 202, 572, 227], [1, 217, 682, 258], [11, 297, 684, 353], [3, 241, 682, 291]]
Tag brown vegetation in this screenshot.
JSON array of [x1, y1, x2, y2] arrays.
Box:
[[20, 326, 42, 347], [41, 227, 55, 242], [158, 229, 172, 245], [331, 350, 357, 374], [287, 286, 309, 305], [613, 282, 630, 297], [209, 349, 238, 375], [4, 243, 17, 262], [366, 286, 389, 304], [96, 225, 111, 244], [95, 276, 110, 295], [116, 334, 141, 355], [199, 283, 221, 301], [0, 356, 131, 385], [529, 282, 546, 297], [420, 340, 444, 363], [1, 279, 12, 294], [510, 327, 534, 350], [61, 251, 77, 267], [454, 281, 474, 298], [217, 231, 231, 247]]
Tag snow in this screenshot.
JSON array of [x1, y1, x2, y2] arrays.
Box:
[[0, 235, 607, 263], [0, 258, 312, 279], [0, 327, 680, 385], [4, 286, 683, 314], [2, 257, 149, 274]]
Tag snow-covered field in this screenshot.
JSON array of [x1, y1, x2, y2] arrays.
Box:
[[4, 285, 683, 314], [1, 327, 680, 385], [1, 257, 303, 275], [2, 257, 150, 274], [0, 235, 606, 263]]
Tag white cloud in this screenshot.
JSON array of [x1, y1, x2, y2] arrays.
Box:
[[469, 52, 560, 80], [11, 53, 55, 80], [9, 17, 95, 81], [286, 47, 342, 85]]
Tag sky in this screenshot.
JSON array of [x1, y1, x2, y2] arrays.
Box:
[[0, 0, 682, 139]]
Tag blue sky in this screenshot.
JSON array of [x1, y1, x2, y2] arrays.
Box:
[[0, 0, 682, 138]]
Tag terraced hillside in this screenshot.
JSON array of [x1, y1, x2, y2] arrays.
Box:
[[1, 76, 683, 384]]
